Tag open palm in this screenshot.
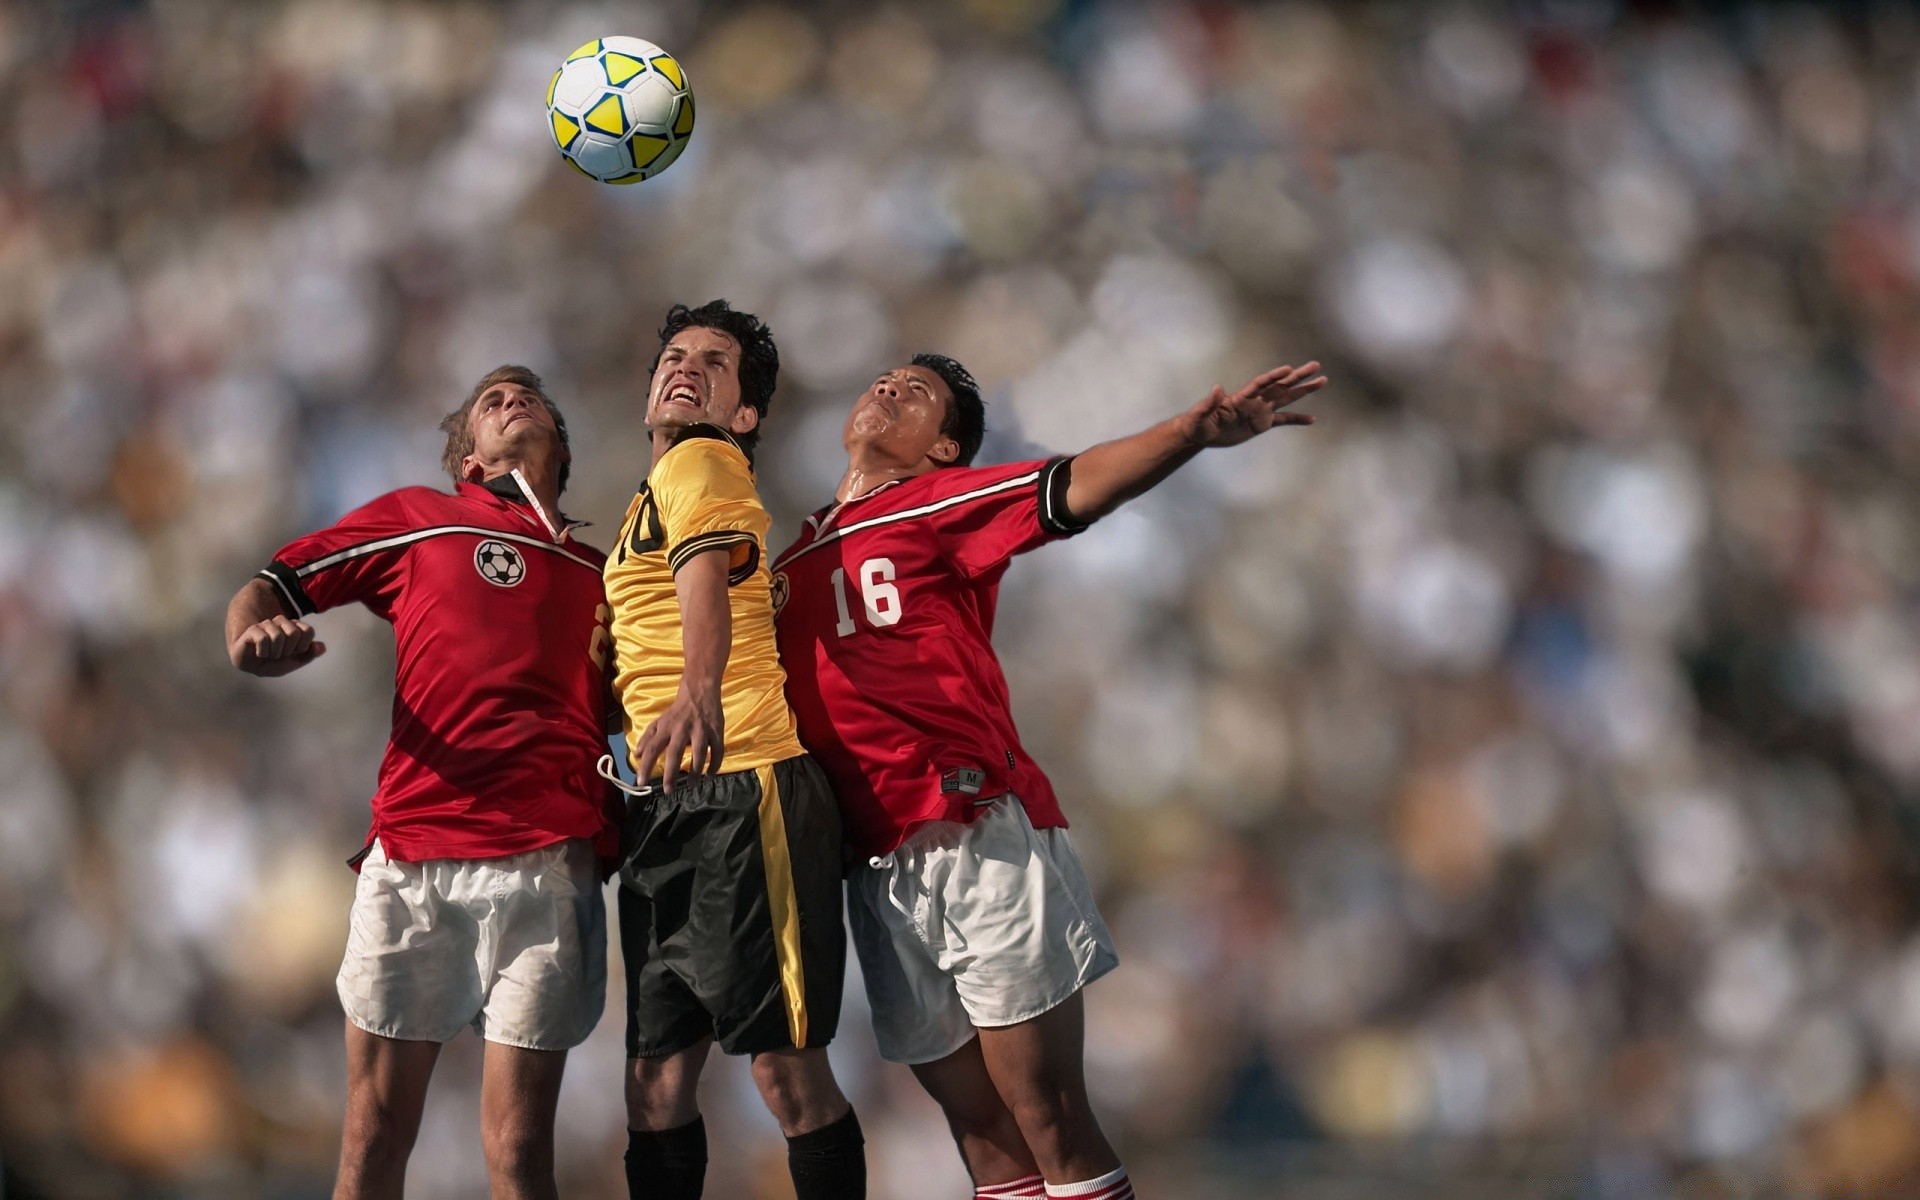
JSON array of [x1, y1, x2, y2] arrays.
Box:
[[1185, 361, 1327, 448]]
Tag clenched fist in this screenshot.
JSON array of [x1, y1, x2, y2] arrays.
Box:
[[230, 614, 327, 677]]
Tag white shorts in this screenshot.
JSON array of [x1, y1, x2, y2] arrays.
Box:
[[847, 795, 1119, 1065], [336, 838, 606, 1051]]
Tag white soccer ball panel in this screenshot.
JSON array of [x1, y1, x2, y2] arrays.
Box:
[[600, 35, 665, 61], [622, 73, 678, 130], [569, 136, 631, 181], [552, 58, 604, 114]]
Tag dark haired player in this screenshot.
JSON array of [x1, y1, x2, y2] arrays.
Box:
[[603, 300, 863, 1200], [223, 366, 614, 1200], [772, 355, 1327, 1200]]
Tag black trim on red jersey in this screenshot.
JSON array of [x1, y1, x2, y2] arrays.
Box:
[[257, 562, 313, 618], [668, 529, 758, 577], [1037, 456, 1092, 537]]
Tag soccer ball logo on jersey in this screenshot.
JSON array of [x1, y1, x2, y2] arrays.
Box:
[[770, 571, 790, 616], [474, 540, 526, 587]]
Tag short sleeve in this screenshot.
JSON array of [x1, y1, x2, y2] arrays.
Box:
[[649, 435, 769, 584], [933, 456, 1090, 581], [257, 490, 414, 617]]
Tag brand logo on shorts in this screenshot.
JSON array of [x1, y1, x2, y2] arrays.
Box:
[[474, 540, 526, 587]]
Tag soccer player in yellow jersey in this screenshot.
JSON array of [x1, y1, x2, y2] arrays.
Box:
[[603, 301, 863, 1200]]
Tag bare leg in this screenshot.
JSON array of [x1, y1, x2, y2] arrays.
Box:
[[910, 1035, 1041, 1188], [749, 1046, 850, 1136], [976, 992, 1119, 1184], [480, 1041, 568, 1200], [335, 1022, 440, 1200], [627, 1037, 712, 1131]]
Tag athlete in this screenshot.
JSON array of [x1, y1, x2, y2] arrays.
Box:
[[223, 366, 614, 1200], [603, 300, 863, 1200], [772, 354, 1327, 1200]]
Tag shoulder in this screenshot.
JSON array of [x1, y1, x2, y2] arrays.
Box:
[[348, 486, 446, 526], [653, 426, 755, 489], [904, 459, 1050, 503], [563, 536, 609, 567]]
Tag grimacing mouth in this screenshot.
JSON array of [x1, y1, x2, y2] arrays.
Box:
[[660, 380, 703, 407]]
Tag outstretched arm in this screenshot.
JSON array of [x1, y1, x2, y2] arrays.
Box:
[[225, 578, 327, 676], [1062, 362, 1326, 524]]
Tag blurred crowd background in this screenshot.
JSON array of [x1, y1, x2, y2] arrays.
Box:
[[4, 0, 1920, 1196]]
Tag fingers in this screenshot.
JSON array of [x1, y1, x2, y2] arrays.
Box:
[[686, 724, 709, 791], [1274, 374, 1330, 404], [705, 734, 726, 778], [661, 722, 691, 794], [241, 616, 321, 665], [633, 721, 667, 787], [1235, 361, 1320, 398]]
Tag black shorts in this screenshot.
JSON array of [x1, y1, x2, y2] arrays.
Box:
[[617, 753, 846, 1058]]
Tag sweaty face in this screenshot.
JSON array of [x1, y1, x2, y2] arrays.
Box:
[[465, 382, 562, 476], [845, 365, 954, 464], [648, 327, 755, 438]]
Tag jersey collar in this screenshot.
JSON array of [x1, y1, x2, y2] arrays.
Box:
[[466, 474, 591, 543], [808, 477, 905, 537]]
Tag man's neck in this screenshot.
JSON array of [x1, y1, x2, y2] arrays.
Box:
[[836, 447, 936, 504], [480, 459, 562, 525]]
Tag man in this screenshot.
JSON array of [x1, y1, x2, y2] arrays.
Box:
[[772, 355, 1327, 1200], [223, 367, 614, 1200], [603, 300, 863, 1200]]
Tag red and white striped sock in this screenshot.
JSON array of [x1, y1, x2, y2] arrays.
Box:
[[1044, 1166, 1134, 1199], [974, 1173, 1046, 1198]]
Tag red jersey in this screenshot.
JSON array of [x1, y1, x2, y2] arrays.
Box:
[[258, 476, 614, 864], [772, 457, 1088, 859]]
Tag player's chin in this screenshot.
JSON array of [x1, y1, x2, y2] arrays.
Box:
[[649, 404, 701, 430], [847, 409, 892, 438]]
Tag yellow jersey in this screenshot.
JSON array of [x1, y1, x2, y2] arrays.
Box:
[[604, 425, 805, 777]]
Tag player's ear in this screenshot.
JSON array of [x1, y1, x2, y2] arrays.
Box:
[[929, 435, 959, 465], [730, 404, 761, 437], [460, 454, 485, 482]]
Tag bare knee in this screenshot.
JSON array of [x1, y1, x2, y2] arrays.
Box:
[[627, 1055, 702, 1131], [941, 1093, 1024, 1147], [340, 1093, 422, 1174], [1001, 1083, 1088, 1154], [482, 1114, 552, 1183], [751, 1049, 847, 1136]]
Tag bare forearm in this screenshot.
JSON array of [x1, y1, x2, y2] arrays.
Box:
[[1061, 413, 1199, 523], [674, 551, 731, 702], [1062, 360, 1327, 522], [225, 578, 288, 660]]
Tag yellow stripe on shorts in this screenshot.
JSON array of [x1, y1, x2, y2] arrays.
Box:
[[757, 763, 808, 1046]]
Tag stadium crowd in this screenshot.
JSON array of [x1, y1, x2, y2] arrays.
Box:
[[4, 1, 1920, 1196]]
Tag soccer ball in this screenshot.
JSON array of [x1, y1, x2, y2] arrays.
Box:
[[546, 36, 694, 185], [475, 540, 526, 587]]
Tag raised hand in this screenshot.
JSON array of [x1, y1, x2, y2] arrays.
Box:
[[231, 614, 327, 676], [1182, 361, 1327, 449]]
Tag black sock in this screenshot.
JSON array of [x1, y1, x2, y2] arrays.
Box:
[[625, 1117, 707, 1200], [786, 1108, 865, 1200]]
